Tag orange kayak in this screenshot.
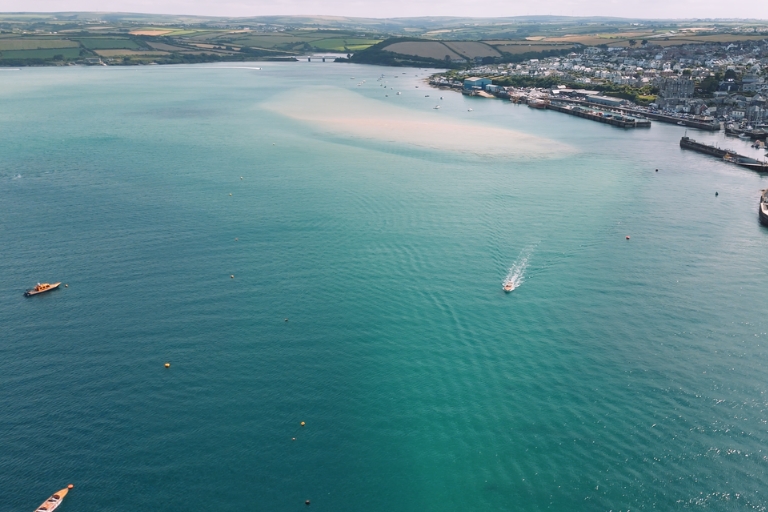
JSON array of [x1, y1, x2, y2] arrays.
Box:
[[34, 487, 69, 512]]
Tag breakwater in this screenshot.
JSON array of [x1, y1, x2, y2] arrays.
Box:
[[680, 136, 768, 172], [547, 102, 651, 128]]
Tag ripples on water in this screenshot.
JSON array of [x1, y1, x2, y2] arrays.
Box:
[[1, 63, 768, 512]]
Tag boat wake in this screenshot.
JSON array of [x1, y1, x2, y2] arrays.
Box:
[[503, 247, 533, 290]]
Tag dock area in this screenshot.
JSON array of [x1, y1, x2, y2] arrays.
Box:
[[644, 112, 720, 131], [552, 97, 719, 131], [547, 101, 651, 128], [680, 136, 768, 172]]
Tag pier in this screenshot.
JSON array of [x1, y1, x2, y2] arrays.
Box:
[[547, 101, 651, 128], [679, 136, 768, 172]]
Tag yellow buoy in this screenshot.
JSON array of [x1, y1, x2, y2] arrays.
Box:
[[165, 363, 170, 368], [229, 193, 232, 196], [230, 275, 234, 279], [240, 176, 243, 180], [64, 284, 68, 287], [292, 437, 296, 441], [300, 421, 305, 426]]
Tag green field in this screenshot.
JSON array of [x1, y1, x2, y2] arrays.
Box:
[[0, 47, 81, 60], [76, 38, 141, 50], [227, 34, 320, 48], [311, 38, 382, 51], [0, 39, 79, 50]]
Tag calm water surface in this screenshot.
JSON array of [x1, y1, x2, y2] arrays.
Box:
[[2, 62, 768, 511]]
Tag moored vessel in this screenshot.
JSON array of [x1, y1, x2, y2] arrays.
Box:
[[527, 98, 549, 109], [24, 282, 61, 297], [760, 189, 768, 227], [34, 486, 72, 512]]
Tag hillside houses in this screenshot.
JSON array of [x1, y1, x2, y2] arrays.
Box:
[[439, 38, 768, 123]]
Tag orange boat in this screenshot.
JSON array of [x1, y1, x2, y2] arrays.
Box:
[[503, 281, 515, 293], [34, 486, 71, 512], [24, 282, 61, 297]]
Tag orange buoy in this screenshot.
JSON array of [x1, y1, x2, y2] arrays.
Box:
[[300, 421, 305, 426], [165, 363, 170, 368], [67, 484, 74, 489]]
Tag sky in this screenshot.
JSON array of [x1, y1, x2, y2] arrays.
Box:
[[1, 0, 766, 20]]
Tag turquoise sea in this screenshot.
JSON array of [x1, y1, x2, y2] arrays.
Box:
[[2, 62, 768, 511]]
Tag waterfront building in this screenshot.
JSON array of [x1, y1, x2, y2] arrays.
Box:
[[463, 77, 492, 90], [586, 95, 625, 107]]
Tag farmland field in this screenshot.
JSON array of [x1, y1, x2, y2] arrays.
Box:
[[311, 38, 382, 51], [485, 40, 567, 45], [129, 29, 174, 36], [493, 43, 576, 54], [77, 38, 142, 49], [147, 42, 189, 51], [0, 47, 81, 59], [228, 34, 328, 47], [657, 34, 768, 43], [443, 41, 501, 58], [0, 39, 79, 50], [94, 49, 168, 56], [382, 41, 463, 60]]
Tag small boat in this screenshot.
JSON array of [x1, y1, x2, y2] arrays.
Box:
[[467, 108, 473, 112], [760, 189, 768, 227], [739, 133, 750, 140], [24, 282, 61, 297], [503, 281, 515, 293], [677, 121, 686, 126], [433, 105, 440, 109], [34, 486, 71, 512]]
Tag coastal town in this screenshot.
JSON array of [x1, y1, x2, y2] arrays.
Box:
[[429, 38, 768, 140]]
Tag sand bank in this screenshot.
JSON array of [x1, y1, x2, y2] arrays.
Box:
[[263, 87, 574, 158]]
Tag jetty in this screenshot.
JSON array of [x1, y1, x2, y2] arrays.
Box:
[[679, 136, 768, 172], [547, 101, 651, 128]]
